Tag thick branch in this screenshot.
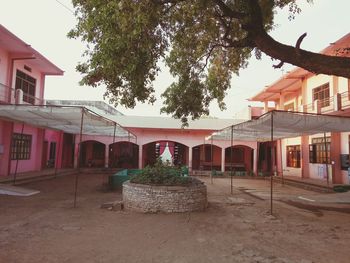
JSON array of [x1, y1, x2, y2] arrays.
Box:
[[246, 0, 350, 78]]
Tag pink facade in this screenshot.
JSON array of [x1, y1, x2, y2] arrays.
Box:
[[0, 25, 63, 177]]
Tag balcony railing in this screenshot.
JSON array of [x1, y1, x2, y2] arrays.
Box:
[[0, 83, 44, 105], [0, 82, 15, 103]]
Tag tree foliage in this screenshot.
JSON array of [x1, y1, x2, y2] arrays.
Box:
[[69, 0, 350, 125]]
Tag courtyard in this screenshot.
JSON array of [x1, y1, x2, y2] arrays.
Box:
[[0, 173, 350, 263]]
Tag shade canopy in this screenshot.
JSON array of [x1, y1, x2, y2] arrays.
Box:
[[0, 104, 135, 138], [210, 110, 350, 142]]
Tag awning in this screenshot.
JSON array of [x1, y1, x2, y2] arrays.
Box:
[[0, 104, 136, 138], [210, 110, 350, 142]]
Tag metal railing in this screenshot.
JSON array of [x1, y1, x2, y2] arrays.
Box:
[[0, 83, 44, 105], [340, 91, 350, 109], [0, 82, 14, 103]]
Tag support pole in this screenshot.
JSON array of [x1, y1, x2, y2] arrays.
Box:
[[270, 112, 274, 215], [279, 140, 284, 185], [230, 125, 234, 194], [210, 136, 213, 184], [323, 132, 330, 186], [13, 122, 25, 185], [74, 108, 84, 208]]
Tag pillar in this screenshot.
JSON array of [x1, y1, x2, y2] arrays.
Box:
[[330, 132, 342, 184], [138, 144, 143, 169], [104, 144, 109, 168], [301, 135, 309, 178], [221, 147, 225, 172], [264, 101, 269, 113], [253, 144, 258, 176], [279, 94, 285, 110], [188, 147, 193, 172], [73, 142, 79, 168]]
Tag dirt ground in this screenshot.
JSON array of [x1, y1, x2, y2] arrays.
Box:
[[1, 173, 350, 263]]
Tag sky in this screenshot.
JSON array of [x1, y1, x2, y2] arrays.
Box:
[[1, 0, 350, 118]]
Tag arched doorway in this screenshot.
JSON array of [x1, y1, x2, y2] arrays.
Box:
[[225, 145, 254, 173], [143, 141, 188, 167], [80, 140, 105, 168], [192, 144, 222, 171], [109, 141, 139, 169]]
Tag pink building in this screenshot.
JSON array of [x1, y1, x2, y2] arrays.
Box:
[[0, 25, 260, 180], [0, 25, 63, 177], [250, 33, 350, 184]]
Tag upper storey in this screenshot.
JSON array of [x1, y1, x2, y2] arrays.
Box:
[[0, 24, 63, 105], [249, 33, 350, 117]]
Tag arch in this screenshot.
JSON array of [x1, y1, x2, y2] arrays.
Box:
[[225, 145, 254, 173], [109, 141, 139, 169], [192, 144, 222, 171], [80, 140, 106, 168], [142, 140, 189, 167]]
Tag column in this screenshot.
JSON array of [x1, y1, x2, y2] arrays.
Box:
[[104, 144, 109, 168], [73, 143, 79, 168], [221, 147, 225, 172], [138, 144, 143, 169], [330, 132, 342, 184], [253, 144, 258, 176], [279, 94, 285, 110], [301, 135, 309, 178], [188, 147, 193, 173], [264, 101, 269, 113]]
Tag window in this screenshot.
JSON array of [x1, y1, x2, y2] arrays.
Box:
[[15, 70, 36, 104], [313, 83, 330, 108], [11, 133, 32, 160], [286, 145, 300, 168], [309, 137, 331, 164]]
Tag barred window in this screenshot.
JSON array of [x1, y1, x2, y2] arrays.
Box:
[[309, 137, 331, 164], [11, 133, 32, 160], [313, 83, 330, 108], [286, 145, 300, 168]]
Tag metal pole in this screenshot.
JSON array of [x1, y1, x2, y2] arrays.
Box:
[[270, 112, 274, 215], [279, 140, 284, 185], [210, 136, 213, 184], [323, 132, 330, 186], [13, 122, 25, 185], [74, 108, 84, 208], [230, 125, 234, 194]]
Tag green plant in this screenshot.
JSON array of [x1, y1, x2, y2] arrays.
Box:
[[130, 158, 192, 186]]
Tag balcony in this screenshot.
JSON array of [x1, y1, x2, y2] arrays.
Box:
[[301, 91, 350, 114], [0, 83, 44, 105]]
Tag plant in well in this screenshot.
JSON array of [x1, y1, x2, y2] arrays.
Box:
[[130, 159, 192, 186]]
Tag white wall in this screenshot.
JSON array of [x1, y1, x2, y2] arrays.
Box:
[[338, 77, 348, 94], [281, 137, 302, 177]]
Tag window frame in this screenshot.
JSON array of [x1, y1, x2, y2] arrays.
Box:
[[11, 133, 32, 160], [312, 83, 330, 108], [309, 137, 331, 164], [15, 70, 36, 104], [286, 145, 301, 168]]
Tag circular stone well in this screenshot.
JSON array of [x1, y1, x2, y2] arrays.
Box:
[[122, 180, 207, 213]]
